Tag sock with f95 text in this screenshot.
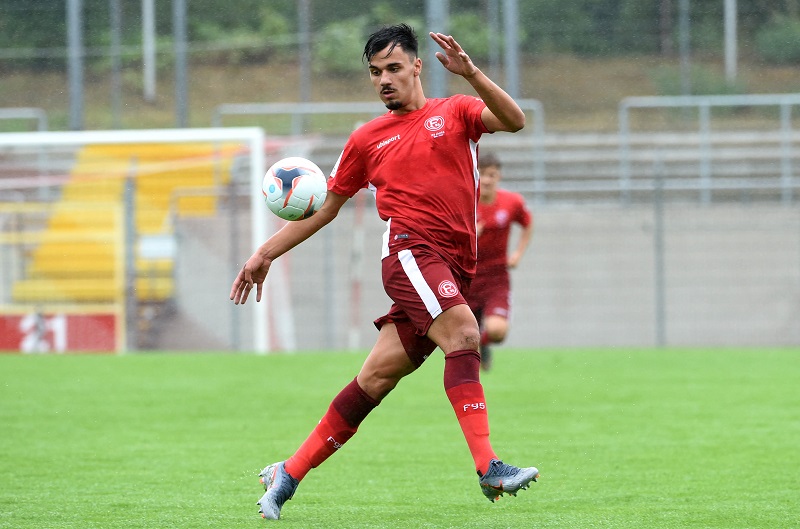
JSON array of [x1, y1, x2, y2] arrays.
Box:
[[283, 377, 379, 481], [443, 349, 497, 476]]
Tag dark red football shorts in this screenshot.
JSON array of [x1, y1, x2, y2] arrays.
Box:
[[374, 246, 471, 367], [467, 266, 511, 321]]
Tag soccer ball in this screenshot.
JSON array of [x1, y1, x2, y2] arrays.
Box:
[[262, 157, 327, 221]]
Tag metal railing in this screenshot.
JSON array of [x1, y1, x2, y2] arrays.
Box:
[[0, 107, 48, 132], [619, 94, 800, 204]]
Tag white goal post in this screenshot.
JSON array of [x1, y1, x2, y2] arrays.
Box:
[[0, 127, 271, 353]]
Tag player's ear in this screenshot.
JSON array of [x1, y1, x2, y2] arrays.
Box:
[[414, 57, 422, 76]]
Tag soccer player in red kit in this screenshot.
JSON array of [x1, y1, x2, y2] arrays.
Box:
[[230, 24, 539, 520], [468, 152, 533, 371]]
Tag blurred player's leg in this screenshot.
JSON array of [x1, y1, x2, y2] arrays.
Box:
[[480, 343, 493, 371], [481, 311, 510, 371]]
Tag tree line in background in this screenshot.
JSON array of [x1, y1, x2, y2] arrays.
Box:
[[1, 0, 800, 71]]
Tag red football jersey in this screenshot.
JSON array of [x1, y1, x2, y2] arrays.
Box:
[[476, 188, 532, 270], [328, 94, 489, 277]]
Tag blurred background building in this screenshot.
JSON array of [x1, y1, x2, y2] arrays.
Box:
[[1, 0, 798, 353]]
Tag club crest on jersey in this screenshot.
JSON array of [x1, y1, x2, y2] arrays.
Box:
[[495, 210, 510, 226], [438, 280, 459, 298], [424, 116, 445, 131]]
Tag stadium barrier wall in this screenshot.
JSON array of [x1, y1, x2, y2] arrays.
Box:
[[2, 128, 798, 352]]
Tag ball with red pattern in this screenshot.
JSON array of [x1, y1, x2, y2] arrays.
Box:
[[262, 157, 327, 221]]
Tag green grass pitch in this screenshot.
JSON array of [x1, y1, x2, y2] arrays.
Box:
[[1, 348, 798, 528]]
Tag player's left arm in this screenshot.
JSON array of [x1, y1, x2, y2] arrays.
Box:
[[429, 32, 525, 133], [508, 223, 533, 269], [508, 200, 534, 269]]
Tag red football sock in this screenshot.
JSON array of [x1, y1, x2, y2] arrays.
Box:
[[444, 349, 497, 475], [284, 378, 378, 481]]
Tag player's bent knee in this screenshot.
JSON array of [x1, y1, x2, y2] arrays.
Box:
[[487, 330, 507, 343], [428, 305, 481, 351]]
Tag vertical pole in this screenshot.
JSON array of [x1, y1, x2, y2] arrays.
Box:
[[653, 153, 667, 348], [425, 0, 449, 98], [699, 103, 711, 204], [724, 0, 737, 84], [229, 160, 241, 351], [487, 0, 501, 81], [503, 0, 520, 99], [298, 0, 312, 106], [250, 130, 269, 354], [173, 0, 189, 127], [67, 0, 84, 130], [110, 0, 122, 128], [780, 103, 793, 205], [678, 0, 691, 96], [142, 0, 157, 103], [659, 0, 674, 56], [124, 167, 138, 352], [619, 102, 632, 204], [298, 0, 312, 134]]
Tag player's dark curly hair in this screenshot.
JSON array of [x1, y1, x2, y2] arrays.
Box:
[[363, 23, 418, 64]]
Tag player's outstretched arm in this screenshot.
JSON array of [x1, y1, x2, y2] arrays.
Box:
[[508, 223, 534, 269], [230, 191, 348, 304], [429, 32, 525, 133]]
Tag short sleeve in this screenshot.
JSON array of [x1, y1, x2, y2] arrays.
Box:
[[514, 193, 533, 227], [328, 138, 367, 198], [453, 94, 490, 142]]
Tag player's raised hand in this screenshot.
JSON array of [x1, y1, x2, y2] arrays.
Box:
[[429, 32, 478, 78], [230, 253, 271, 304]]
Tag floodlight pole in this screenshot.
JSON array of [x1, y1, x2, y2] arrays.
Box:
[[487, 0, 501, 81], [173, 0, 189, 127], [142, 0, 157, 103], [298, 0, 312, 105], [110, 0, 122, 128], [67, 0, 84, 130], [502, 0, 520, 99], [724, 0, 737, 84], [678, 0, 691, 96], [426, 0, 449, 98]]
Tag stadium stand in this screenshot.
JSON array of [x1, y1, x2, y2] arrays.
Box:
[[9, 142, 236, 344]]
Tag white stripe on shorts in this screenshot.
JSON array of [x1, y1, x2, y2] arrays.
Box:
[[397, 249, 443, 319]]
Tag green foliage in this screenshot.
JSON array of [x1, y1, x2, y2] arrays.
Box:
[[447, 13, 494, 61], [312, 3, 424, 76], [2, 0, 800, 71], [755, 15, 800, 64], [518, 0, 663, 56], [313, 16, 371, 76], [191, 6, 292, 64]]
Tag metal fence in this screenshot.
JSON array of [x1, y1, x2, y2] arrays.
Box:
[[619, 93, 800, 204]]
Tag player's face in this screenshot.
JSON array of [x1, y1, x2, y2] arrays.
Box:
[[479, 165, 501, 199], [367, 44, 422, 112]]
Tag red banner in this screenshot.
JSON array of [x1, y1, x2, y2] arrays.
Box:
[[0, 312, 118, 353]]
